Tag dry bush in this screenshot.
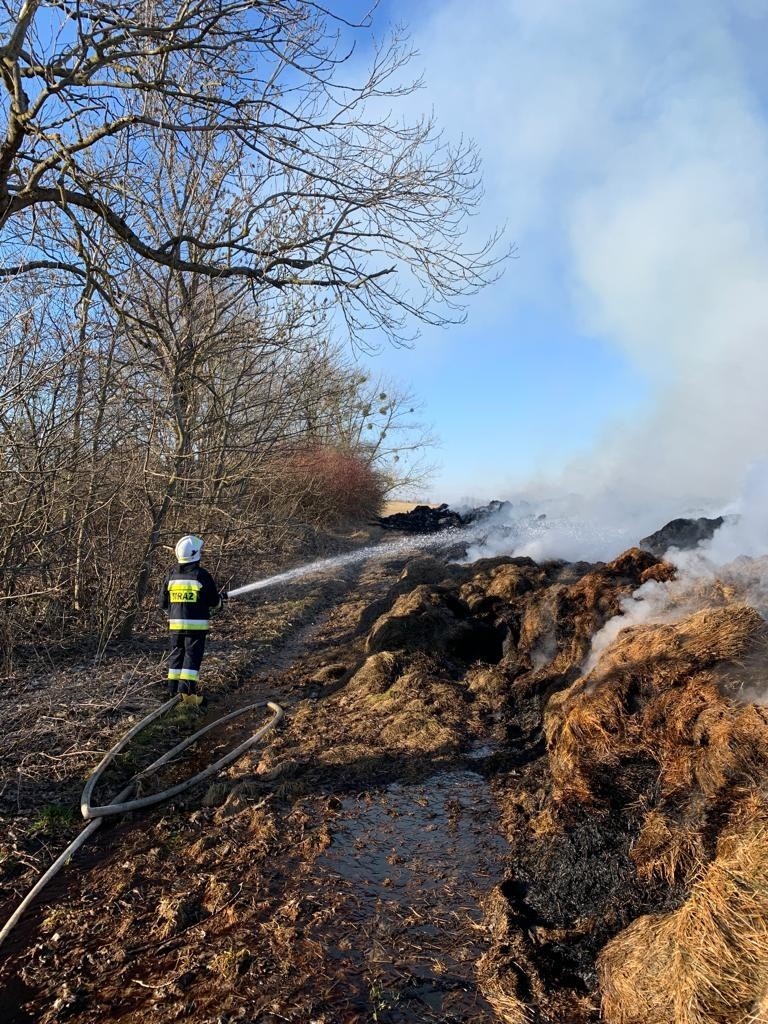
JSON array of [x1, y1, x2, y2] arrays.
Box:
[[280, 444, 385, 526], [599, 798, 768, 1024]]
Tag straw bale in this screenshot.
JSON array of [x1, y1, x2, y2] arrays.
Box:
[[600, 805, 768, 1024], [460, 558, 545, 608], [525, 550, 662, 677], [484, 548, 669, 697]]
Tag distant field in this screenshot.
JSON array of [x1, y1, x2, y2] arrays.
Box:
[[381, 499, 438, 516]]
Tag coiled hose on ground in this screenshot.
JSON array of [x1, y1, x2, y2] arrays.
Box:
[[0, 696, 283, 950]]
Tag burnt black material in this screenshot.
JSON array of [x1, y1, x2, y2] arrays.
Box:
[[508, 805, 684, 988], [376, 503, 464, 532], [639, 516, 726, 557]]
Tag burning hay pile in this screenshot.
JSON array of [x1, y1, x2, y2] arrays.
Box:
[[533, 594, 768, 1024], [545, 603, 768, 805], [280, 540, 768, 1023], [484, 554, 768, 1023]]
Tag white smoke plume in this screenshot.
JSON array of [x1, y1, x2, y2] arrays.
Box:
[[408, 0, 768, 504], [405, 1, 768, 680], [460, 491, 708, 564], [582, 461, 768, 673], [456, 461, 768, 689]]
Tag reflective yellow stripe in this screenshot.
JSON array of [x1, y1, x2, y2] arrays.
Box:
[[167, 669, 182, 680], [179, 669, 199, 681], [169, 619, 209, 630]]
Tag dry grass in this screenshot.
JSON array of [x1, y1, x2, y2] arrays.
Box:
[[156, 894, 201, 939], [544, 604, 768, 804], [209, 944, 251, 982], [630, 807, 705, 886], [600, 798, 768, 1024], [381, 499, 438, 516]]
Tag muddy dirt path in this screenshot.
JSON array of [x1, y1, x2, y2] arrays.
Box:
[[0, 546, 513, 1024], [300, 770, 508, 1022]]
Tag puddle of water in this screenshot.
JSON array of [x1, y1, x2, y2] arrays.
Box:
[[465, 743, 499, 761], [304, 771, 509, 1022]]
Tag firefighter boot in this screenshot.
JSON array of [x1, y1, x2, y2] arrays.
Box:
[[181, 692, 207, 710]]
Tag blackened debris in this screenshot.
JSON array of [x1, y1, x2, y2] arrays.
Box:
[[377, 503, 464, 532], [639, 516, 725, 556]]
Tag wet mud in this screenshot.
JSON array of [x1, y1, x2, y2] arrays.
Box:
[[303, 771, 508, 1022]]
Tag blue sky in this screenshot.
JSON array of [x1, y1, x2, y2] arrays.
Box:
[[328, 1, 768, 506], [369, 298, 649, 503]]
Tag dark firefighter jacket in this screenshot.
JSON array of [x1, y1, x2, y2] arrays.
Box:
[[161, 562, 223, 631]]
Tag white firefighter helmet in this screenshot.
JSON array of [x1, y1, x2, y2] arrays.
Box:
[[175, 534, 204, 564]]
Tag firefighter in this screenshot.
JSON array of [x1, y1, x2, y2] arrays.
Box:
[[161, 534, 226, 706]]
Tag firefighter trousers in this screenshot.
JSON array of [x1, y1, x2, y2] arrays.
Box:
[[167, 632, 207, 695]]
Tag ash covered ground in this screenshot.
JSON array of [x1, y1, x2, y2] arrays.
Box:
[[1, 518, 767, 1024]]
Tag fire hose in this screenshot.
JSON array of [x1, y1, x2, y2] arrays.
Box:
[[0, 696, 283, 950]]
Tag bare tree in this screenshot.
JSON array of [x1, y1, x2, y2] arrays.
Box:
[[97, 116, 331, 632], [290, 352, 437, 493], [0, 0, 503, 347], [0, 2, 493, 658]]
